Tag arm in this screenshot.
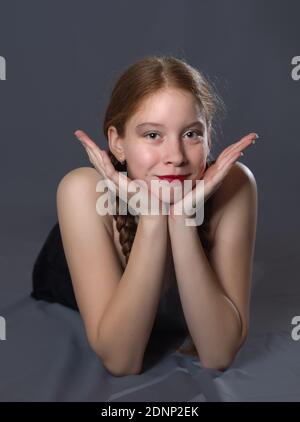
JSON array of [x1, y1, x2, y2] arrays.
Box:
[[57, 166, 168, 377], [65, 130, 170, 376], [168, 162, 257, 371], [96, 215, 168, 376]]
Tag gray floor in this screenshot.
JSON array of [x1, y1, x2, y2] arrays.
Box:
[[0, 229, 300, 402]]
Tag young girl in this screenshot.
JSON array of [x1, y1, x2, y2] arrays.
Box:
[[32, 55, 258, 376]]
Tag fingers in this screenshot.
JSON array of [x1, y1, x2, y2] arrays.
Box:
[[217, 149, 242, 173], [75, 130, 140, 209], [215, 132, 259, 171], [74, 130, 175, 216], [88, 147, 107, 178], [100, 150, 164, 213], [75, 130, 103, 161], [74, 130, 104, 166], [100, 150, 117, 179], [74, 130, 95, 147], [219, 132, 258, 160]]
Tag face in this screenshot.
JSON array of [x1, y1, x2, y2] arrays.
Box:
[[108, 87, 211, 204]]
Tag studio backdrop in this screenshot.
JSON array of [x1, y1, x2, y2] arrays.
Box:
[[0, 0, 300, 402]]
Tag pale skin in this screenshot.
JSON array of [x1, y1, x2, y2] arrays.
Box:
[[57, 87, 258, 375]]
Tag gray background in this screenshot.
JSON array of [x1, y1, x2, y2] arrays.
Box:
[[0, 0, 300, 397]]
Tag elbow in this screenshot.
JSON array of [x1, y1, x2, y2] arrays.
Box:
[[201, 358, 233, 372], [104, 362, 142, 377], [199, 341, 245, 372], [88, 325, 144, 377], [200, 352, 236, 371], [201, 330, 249, 372], [100, 355, 142, 377], [90, 341, 142, 377]]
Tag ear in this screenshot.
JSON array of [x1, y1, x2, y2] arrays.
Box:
[[107, 126, 126, 163]]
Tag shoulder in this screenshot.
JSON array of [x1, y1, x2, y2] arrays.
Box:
[[212, 161, 257, 213], [208, 161, 257, 240], [229, 161, 257, 186], [210, 161, 258, 249], [219, 160, 256, 193], [57, 166, 104, 191], [56, 166, 112, 233]]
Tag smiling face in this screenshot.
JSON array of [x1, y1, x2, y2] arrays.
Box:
[[108, 87, 211, 204]]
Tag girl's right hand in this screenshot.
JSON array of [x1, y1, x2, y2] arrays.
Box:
[[74, 129, 168, 218]]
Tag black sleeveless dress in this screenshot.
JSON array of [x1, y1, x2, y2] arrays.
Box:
[[31, 221, 79, 311], [31, 159, 216, 317]]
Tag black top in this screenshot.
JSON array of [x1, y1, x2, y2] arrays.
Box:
[[31, 221, 78, 310]]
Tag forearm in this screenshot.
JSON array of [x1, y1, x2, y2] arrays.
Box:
[[168, 216, 243, 370], [96, 215, 168, 375]]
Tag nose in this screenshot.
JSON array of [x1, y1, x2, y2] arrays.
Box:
[[162, 138, 187, 167]]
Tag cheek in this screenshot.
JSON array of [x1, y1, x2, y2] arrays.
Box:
[[190, 152, 207, 179], [127, 146, 159, 178], [198, 160, 207, 177]]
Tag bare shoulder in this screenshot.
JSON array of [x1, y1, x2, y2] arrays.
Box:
[[57, 166, 104, 189], [230, 161, 257, 185], [57, 166, 112, 233], [218, 161, 256, 196], [211, 161, 257, 218]]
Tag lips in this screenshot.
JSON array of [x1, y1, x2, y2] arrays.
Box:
[[157, 175, 189, 182]]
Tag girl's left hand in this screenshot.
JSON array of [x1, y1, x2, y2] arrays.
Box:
[[169, 132, 259, 223]]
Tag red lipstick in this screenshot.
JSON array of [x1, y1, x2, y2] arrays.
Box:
[[157, 175, 188, 182]]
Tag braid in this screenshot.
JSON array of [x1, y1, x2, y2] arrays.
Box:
[[114, 198, 137, 265], [107, 150, 138, 265]]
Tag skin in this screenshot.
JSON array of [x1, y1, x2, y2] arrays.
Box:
[[74, 87, 258, 371], [75, 87, 257, 218], [107, 88, 209, 202]]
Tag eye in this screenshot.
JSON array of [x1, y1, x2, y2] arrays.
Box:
[[144, 132, 160, 140], [143, 130, 204, 141], [184, 130, 204, 140]]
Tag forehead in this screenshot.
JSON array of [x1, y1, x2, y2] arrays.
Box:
[[131, 89, 205, 126], [135, 120, 205, 132]]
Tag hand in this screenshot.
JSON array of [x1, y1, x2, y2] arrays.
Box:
[[168, 132, 259, 225], [74, 129, 168, 218]]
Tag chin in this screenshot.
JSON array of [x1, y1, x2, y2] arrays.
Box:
[[159, 186, 185, 204]]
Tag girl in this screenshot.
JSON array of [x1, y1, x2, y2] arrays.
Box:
[[32, 55, 258, 376]]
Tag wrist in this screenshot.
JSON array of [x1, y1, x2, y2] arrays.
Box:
[[139, 213, 168, 225], [168, 212, 202, 231]]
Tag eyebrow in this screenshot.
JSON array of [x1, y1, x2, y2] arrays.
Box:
[[135, 121, 204, 130]]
